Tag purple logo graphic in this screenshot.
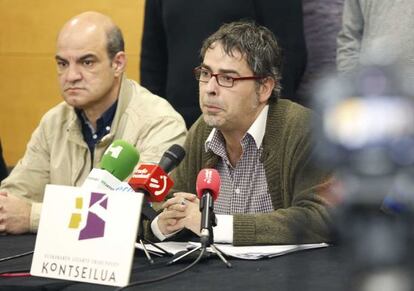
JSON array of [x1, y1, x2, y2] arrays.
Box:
[[68, 192, 108, 240]]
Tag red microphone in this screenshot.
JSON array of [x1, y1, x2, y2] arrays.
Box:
[[196, 169, 221, 246], [128, 144, 186, 203], [128, 163, 174, 202]]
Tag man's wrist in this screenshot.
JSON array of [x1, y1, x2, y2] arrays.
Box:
[[30, 202, 42, 233], [151, 215, 182, 241]]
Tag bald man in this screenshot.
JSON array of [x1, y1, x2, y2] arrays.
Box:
[[0, 12, 187, 234]]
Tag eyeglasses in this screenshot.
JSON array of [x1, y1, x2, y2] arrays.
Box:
[[194, 66, 264, 88]]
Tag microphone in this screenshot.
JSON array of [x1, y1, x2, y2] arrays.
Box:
[[168, 169, 231, 267], [128, 144, 186, 203], [100, 140, 140, 181], [196, 169, 220, 247], [129, 145, 185, 263], [158, 144, 187, 174], [82, 140, 140, 191]]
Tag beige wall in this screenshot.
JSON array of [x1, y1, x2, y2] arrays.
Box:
[[0, 0, 145, 165]]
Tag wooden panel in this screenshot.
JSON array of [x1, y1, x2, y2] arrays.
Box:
[[0, 0, 145, 165]]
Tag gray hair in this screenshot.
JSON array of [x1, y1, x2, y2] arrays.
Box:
[[106, 25, 124, 60], [200, 21, 282, 100]]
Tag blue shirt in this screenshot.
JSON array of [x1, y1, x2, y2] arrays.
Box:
[[75, 100, 118, 158]]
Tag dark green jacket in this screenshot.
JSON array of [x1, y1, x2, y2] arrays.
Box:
[[171, 99, 333, 246]]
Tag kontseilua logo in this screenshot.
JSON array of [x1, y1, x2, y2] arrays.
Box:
[[68, 192, 108, 240]]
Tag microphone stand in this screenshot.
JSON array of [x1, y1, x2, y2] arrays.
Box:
[[137, 202, 172, 264], [130, 144, 186, 264], [167, 212, 232, 268]]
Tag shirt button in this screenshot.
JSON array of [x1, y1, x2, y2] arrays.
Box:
[[105, 126, 111, 131], [92, 134, 98, 139], [235, 188, 240, 194]]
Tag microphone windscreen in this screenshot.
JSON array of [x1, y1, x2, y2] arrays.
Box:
[[196, 169, 220, 201], [158, 144, 186, 173], [100, 140, 140, 181]]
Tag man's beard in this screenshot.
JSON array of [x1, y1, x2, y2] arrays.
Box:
[[203, 113, 223, 128]]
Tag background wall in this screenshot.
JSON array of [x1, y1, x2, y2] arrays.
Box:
[[0, 0, 145, 166]]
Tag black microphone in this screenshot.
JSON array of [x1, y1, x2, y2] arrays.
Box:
[[158, 144, 186, 174]]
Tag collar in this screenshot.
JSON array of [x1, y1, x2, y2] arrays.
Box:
[[75, 100, 118, 157], [75, 100, 118, 135], [205, 104, 269, 151], [67, 76, 130, 148]]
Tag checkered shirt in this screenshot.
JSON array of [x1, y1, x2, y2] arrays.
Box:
[[205, 130, 274, 214]]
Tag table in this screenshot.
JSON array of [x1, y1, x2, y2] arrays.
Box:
[[0, 234, 350, 291]]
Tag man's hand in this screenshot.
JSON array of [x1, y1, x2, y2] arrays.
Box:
[[157, 192, 201, 236], [0, 191, 31, 234]]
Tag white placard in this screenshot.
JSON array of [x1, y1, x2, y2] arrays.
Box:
[[31, 184, 143, 287]]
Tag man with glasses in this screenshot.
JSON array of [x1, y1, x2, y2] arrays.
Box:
[[151, 21, 333, 245]]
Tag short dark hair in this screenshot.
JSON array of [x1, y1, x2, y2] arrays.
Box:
[[106, 25, 124, 60], [200, 21, 282, 100]]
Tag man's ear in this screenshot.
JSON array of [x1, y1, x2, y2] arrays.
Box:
[[258, 77, 275, 103], [112, 51, 127, 77]]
